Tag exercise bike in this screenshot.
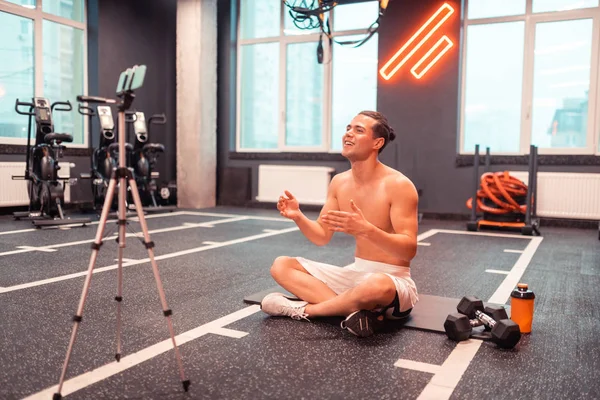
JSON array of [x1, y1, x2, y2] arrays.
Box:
[[127, 111, 176, 212], [78, 103, 132, 212], [12, 98, 90, 228]]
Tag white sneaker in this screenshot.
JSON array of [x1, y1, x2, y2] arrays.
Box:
[[260, 292, 309, 321]]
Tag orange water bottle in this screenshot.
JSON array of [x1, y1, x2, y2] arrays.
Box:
[[510, 283, 535, 333]]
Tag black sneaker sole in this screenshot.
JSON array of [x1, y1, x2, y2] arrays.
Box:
[[341, 310, 382, 338]]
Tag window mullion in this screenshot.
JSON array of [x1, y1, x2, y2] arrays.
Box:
[[519, 12, 535, 154], [278, 3, 286, 150], [323, 35, 332, 151], [590, 13, 600, 154], [34, 0, 43, 97]]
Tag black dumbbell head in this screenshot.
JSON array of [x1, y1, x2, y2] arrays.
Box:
[[491, 319, 521, 349], [457, 296, 484, 319], [484, 305, 509, 322], [444, 313, 472, 342]]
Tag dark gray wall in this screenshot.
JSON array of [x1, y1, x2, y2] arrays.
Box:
[[217, 0, 600, 215], [96, 0, 177, 186]]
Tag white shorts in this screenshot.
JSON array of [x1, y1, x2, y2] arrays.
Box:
[[296, 256, 419, 317]]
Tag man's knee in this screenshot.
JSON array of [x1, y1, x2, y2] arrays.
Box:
[[270, 256, 297, 280], [359, 273, 397, 306]]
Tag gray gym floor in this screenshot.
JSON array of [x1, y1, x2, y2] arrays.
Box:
[[0, 207, 598, 399]]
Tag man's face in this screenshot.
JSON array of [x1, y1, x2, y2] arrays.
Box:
[[341, 114, 382, 159]]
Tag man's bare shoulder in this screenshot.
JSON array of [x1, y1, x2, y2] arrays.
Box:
[[383, 168, 418, 199], [330, 170, 351, 187]]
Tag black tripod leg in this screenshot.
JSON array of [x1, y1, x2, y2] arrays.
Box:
[[127, 176, 190, 392], [54, 176, 118, 399]]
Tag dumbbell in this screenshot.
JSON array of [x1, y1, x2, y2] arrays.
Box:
[[456, 296, 510, 331], [444, 296, 521, 349]]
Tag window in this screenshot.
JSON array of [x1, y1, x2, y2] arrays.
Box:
[[462, 22, 525, 153], [0, 0, 87, 147], [43, 20, 85, 144], [237, 0, 379, 152], [0, 11, 34, 139], [531, 19, 593, 150], [460, 0, 600, 155]]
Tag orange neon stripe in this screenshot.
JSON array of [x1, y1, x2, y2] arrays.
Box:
[[410, 36, 453, 79], [379, 3, 454, 80]]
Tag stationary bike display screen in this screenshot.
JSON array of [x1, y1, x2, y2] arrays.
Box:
[[134, 112, 147, 141], [97, 106, 114, 130], [39, 108, 49, 121]]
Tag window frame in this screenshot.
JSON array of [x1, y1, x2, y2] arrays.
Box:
[[459, 0, 600, 156], [0, 0, 88, 148], [235, 0, 379, 153]]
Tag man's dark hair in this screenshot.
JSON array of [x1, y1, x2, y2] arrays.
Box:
[[358, 110, 396, 153]]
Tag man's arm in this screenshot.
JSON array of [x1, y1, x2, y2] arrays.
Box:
[[362, 177, 419, 260], [290, 175, 340, 246]]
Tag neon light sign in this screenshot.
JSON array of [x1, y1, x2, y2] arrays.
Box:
[[380, 3, 455, 81]]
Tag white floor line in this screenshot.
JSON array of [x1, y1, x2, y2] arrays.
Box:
[[0, 211, 190, 237], [209, 327, 249, 339], [397, 231, 543, 400], [16, 246, 57, 253], [435, 229, 534, 239], [485, 269, 510, 275], [0, 227, 300, 294], [0, 216, 248, 258], [23, 305, 261, 400], [417, 340, 483, 400], [180, 211, 293, 223], [488, 236, 543, 304], [202, 241, 220, 245], [394, 359, 441, 374], [417, 242, 431, 246], [416, 229, 439, 241], [504, 249, 524, 254]]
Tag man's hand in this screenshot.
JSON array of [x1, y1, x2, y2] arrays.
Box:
[[321, 199, 372, 236], [277, 190, 302, 220]]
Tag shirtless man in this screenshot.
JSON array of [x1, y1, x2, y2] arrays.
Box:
[[260, 110, 419, 337]]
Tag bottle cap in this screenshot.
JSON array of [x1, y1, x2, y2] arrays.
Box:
[[511, 283, 535, 299]]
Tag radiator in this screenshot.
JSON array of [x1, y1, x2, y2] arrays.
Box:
[[0, 162, 71, 207], [509, 171, 600, 220], [256, 165, 335, 206]]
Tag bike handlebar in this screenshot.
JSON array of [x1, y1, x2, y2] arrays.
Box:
[[76, 95, 117, 104], [51, 100, 73, 112], [78, 104, 97, 117], [148, 114, 167, 125], [14, 99, 35, 116]]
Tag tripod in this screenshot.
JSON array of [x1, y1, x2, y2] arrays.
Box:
[[53, 65, 189, 399]]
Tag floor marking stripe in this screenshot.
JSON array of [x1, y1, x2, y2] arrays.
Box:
[[416, 229, 439, 241], [417, 340, 483, 400], [0, 210, 291, 238], [0, 227, 300, 294], [0, 217, 249, 258], [202, 241, 220, 245], [23, 305, 261, 400], [488, 236, 543, 304], [397, 230, 542, 400], [0, 211, 191, 237], [394, 359, 441, 374], [16, 246, 57, 253], [504, 249, 524, 254], [435, 229, 534, 239], [209, 327, 249, 339], [417, 242, 431, 246], [485, 269, 509, 275]]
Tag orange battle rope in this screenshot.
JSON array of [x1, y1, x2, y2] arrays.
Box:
[[466, 171, 531, 215]]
